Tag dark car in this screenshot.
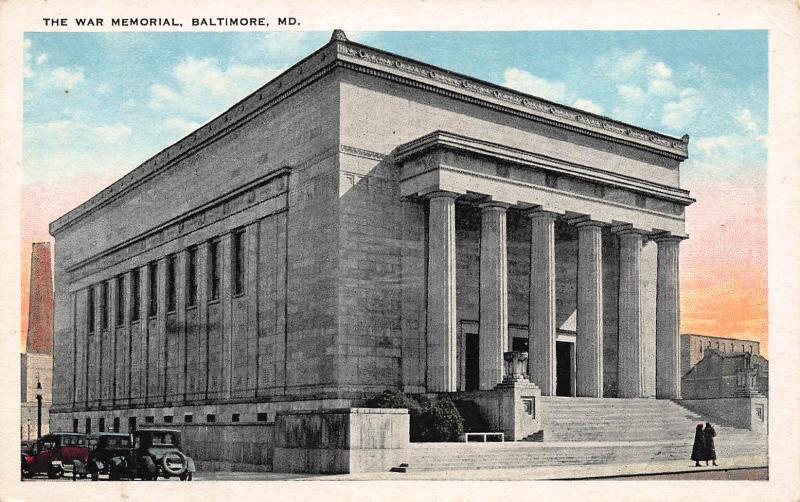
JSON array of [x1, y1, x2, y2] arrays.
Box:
[[84, 432, 134, 481], [21, 433, 89, 479], [110, 429, 195, 481]]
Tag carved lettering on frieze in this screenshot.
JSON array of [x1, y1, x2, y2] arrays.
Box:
[[602, 122, 628, 135]]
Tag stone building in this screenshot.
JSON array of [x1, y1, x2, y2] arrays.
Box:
[[21, 242, 54, 439], [681, 333, 761, 374], [49, 32, 694, 442]]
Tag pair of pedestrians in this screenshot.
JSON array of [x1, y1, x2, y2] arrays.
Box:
[[691, 422, 717, 466]]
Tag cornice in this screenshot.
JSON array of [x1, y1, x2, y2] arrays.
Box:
[[50, 32, 690, 236], [395, 130, 695, 206]]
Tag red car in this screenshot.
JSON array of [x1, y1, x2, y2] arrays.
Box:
[[21, 433, 89, 479]]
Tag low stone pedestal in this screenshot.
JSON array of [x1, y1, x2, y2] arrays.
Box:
[[467, 352, 542, 441], [273, 408, 409, 473]]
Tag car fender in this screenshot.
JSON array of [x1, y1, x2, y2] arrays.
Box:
[[185, 457, 196, 473]]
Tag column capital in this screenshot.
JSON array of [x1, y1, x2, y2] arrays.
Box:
[[610, 223, 648, 236], [423, 190, 461, 201], [650, 232, 688, 243], [478, 200, 512, 212], [567, 215, 606, 229], [525, 208, 560, 221]]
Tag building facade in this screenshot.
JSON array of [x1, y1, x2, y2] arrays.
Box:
[[49, 31, 693, 435]]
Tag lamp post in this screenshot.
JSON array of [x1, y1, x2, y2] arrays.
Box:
[[35, 375, 43, 440]]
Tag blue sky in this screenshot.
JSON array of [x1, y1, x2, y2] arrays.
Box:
[[23, 30, 767, 188]]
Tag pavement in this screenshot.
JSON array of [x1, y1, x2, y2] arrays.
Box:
[[193, 454, 767, 481], [24, 455, 767, 482]]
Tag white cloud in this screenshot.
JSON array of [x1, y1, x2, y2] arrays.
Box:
[[648, 61, 673, 79], [572, 98, 604, 115], [662, 88, 702, 130], [96, 82, 111, 94], [647, 78, 677, 96], [734, 108, 759, 133], [94, 123, 131, 144], [599, 49, 647, 81], [502, 68, 567, 102], [36, 53, 48, 65], [122, 98, 136, 108], [49, 67, 85, 88], [617, 84, 645, 102], [148, 56, 284, 119]]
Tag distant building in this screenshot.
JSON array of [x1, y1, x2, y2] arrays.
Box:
[[21, 242, 54, 439], [680, 334, 767, 400], [681, 333, 760, 375]]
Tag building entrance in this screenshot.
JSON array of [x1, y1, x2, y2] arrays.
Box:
[[464, 332, 479, 391], [556, 340, 575, 397]]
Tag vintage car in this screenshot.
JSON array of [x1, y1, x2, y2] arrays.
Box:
[[106, 428, 195, 481], [80, 432, 134, 481], [21, 433, 89, 479]]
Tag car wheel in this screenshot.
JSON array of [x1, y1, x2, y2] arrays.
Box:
[[180, 472, 193, 481], [91, 471, 99, 481]]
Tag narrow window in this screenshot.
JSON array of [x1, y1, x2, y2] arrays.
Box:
[[206, 414, 216, 423], [131, 270, 140, 321], [85, 417, 91, 434], [100, 281, 109, 330], [128, 416, 136, 432], [116, 275, 125, 326], [209, 240, 220, 301], [232, 229, 245, 295], [167, 254, 177, 312], [184, 414, 193, 423], [231, 413, 240, 423], [257, 413, 269, 422], [164, 415, 174, 424], [113, 417, 120, 432], [72, 418, 79, 433], [145, 415, 154, 424], [187, 246, 198, 307], [148, 261, 158, 317], [87, 287, 95, 333], [99, 417, 105, 432]]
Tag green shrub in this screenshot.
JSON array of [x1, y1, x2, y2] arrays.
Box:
[[366, 390, 464, 442]]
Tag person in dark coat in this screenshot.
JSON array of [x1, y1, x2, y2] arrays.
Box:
[[691, 424, 705, 466], [703, 422, 717, 466]]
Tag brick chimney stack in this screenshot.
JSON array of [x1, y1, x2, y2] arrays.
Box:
[[26, 242, 53, 354]]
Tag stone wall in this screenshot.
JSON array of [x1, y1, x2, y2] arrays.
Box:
[[51, 73, 343, 412], [273, 408, 409, 473], [679, 397, 768, 434]]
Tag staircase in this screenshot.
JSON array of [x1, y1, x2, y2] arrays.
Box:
[[391, 398, 767, 472], [539, 397, 765, 452]]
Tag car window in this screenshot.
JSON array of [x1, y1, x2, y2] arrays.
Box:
[[150, 433, 175, 446], [107, 437, 131, 447]]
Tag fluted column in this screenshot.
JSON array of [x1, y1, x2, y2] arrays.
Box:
[[478, 201, 510, 390], [576, 220, 604, 397], [654, 235, 684, 399], [617, 228, 646, 398], [528, 210, 558, 396], [426, 191, 459, 392]]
